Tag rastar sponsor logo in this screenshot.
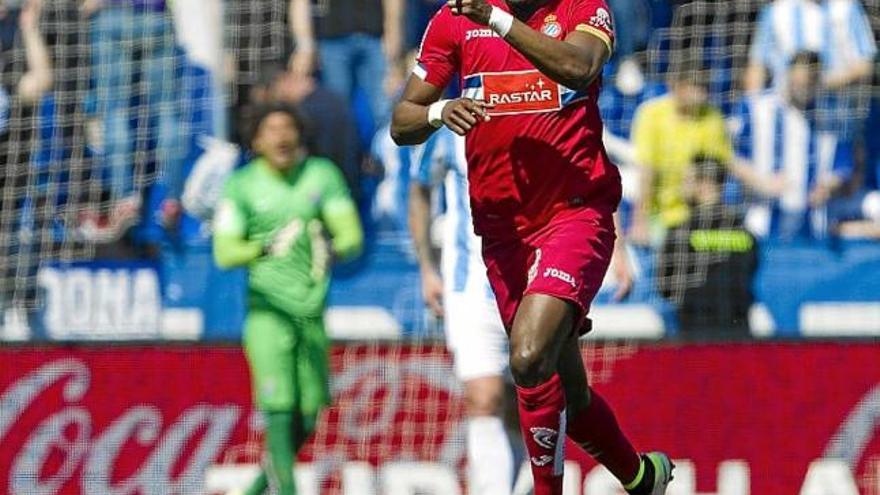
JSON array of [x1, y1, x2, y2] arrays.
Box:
[[478, 70, 562, 115], [488, 89, 554, 106]]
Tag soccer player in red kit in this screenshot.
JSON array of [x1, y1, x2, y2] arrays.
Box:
[[391, 0, 673, 494]]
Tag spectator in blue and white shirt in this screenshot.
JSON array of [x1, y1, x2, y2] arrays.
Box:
[[80, 0, 182, 236], [731, 51, 855, 241], [832, 93, 880, 239], [370, 121, 411, 234], [743, 0, 876, 92]]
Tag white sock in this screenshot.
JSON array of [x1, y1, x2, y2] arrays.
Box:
[[467, 416, 514, 495]]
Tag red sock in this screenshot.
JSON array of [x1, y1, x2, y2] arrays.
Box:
[[515, 373, 567, 495], [566, 388, 641, 483]]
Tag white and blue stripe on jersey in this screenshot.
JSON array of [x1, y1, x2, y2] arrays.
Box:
[[372, 125, 412, 232], [730, 91, 855, 239], [750, 0, 876, 86], [411, 128, 493, 298]]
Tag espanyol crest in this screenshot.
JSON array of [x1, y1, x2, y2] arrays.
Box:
[[542, 14, 562, 38]]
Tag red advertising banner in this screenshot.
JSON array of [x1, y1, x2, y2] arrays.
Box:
[[0, 343, 878, 495]]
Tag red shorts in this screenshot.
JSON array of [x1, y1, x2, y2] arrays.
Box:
[[481, 206, 616, 336]]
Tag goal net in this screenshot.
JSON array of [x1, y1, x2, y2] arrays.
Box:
[[0, 1, 197, 312], [603, 0, 880, 337]]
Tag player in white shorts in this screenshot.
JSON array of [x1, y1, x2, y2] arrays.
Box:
[[409, 127, 515, 495]]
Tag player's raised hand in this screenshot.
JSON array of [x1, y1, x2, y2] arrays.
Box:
[[441, 98, 493, 136], [447, 0, 492, 25]]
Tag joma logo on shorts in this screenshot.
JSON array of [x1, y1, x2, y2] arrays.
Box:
[[544, 267, 576, 288]]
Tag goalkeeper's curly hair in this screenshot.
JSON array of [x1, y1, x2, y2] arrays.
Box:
[[243, 101, 316, 154]]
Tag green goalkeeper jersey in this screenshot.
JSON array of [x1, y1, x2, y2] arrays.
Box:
[[213, 156, 363, 317]]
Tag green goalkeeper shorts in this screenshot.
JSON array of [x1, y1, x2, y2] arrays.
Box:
[[243, 306, 331, 416]]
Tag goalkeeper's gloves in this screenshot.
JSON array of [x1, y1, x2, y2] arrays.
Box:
[[262, 218, 305, 258]]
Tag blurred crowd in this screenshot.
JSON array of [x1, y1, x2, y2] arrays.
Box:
[[0, 0, 878, 330]]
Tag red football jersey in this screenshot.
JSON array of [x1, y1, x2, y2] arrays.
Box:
[[415, 0, 622, 238]]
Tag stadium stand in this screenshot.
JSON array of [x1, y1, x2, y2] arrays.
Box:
[[0, 1, 879, 493], [0, 0, 875, 341]]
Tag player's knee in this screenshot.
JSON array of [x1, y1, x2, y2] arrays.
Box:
[[509, 294, 573, 386], [509, 342, 554, 387]]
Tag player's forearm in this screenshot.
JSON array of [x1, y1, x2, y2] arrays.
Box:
[[408, 184, 438, 273], [729, 158, 772, 197], [382, 0, 404, 61], [391, 102, 436, 145], [631, 200, 650, 233], [18, 24, 53, 103], [823, 61, 873, 89], [289, 0, 315, 52], [839, 220, 880, 239], [213, 235, 264, 269], [324, 201, 364, 260], [502, 21, 606, 91], [633, 166, 653, 223]]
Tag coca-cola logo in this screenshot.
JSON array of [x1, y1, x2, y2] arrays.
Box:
[[5, 345, 878, 495], [0, 350, 466, 495], [0, 359, 241, 495]]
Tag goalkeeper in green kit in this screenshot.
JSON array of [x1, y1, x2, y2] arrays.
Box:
[[213, 103, 364, 495]]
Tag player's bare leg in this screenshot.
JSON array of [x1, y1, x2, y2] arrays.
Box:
[[510, 295, 574, 386], [464, 376, 505, 416], [463, 375, 515, 495]]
